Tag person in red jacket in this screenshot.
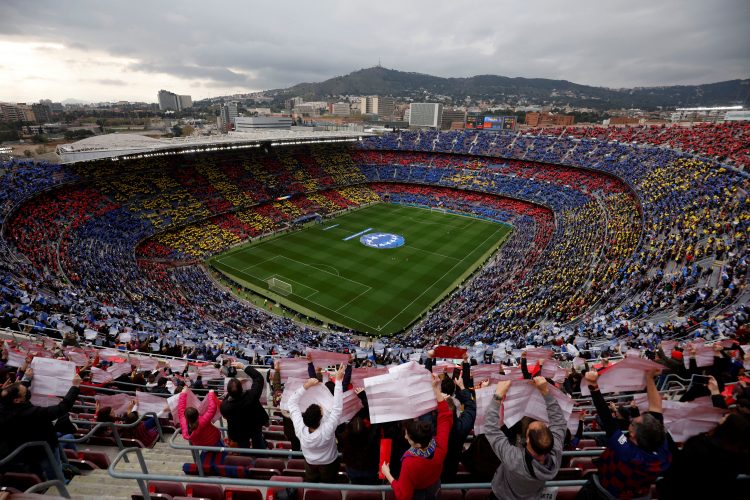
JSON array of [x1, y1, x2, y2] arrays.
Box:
[[381, 375, 453, 500]]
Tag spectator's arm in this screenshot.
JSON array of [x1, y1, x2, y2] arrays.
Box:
[[38, 385, 80, 422], [584, 371, 618, 436], [646, 370, 662, 414], [198, 391, 218, 426], [453, 388, 476, 436], [287, 385, 307, 437], [243, 365, 265, 404], [342, 363, 352, 391], [424, 355, 434, 373], [319, 380, 343, 440], [484, 381, 515, 462], [462, 360, 473, 390], [178, 390, 190, 440], [708, 376, 728, 409]]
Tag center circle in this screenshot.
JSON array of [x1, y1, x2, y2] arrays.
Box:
[[360, 232, 405, 249]]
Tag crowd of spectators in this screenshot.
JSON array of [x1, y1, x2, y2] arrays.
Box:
[[1, 333, 748, 497], [0, 126, 746, 369]]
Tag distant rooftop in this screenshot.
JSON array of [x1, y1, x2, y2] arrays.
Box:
[[56, 128, 370, 163]]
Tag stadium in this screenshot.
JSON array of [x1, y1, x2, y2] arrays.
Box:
[[1, 122, 749, 499]]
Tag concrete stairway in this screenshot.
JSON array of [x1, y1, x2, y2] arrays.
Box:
[[62, 441, 194, 499]]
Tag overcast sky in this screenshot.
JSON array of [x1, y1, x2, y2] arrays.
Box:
[[1, 0, 748, 103]]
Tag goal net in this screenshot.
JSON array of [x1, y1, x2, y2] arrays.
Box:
[[267, 277, 292, 296], [430, 207, 448, 214]]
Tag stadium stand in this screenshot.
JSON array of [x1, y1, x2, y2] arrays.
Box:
[[0, 125, 749, 497]]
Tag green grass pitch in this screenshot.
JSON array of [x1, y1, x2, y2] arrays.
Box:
[[208, 203, 511, 336]]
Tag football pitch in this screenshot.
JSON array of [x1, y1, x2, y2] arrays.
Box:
[[209, 203, 511, 336]]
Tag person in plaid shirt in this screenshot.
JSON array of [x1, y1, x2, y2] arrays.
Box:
[[577, 369, 672, 499]]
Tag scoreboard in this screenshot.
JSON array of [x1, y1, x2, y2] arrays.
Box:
[[466, 115, 517, 130]]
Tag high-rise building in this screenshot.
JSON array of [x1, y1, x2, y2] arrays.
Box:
[[409, 103, 443, 128], [177, 95, 193, 110], [158, 90, 192, 111], [218, 101, 238, 133], [31, 104, 50, 124], [441, 108, 467, 129], [331, 103, 351, 116], [360, 96, 396, 118], [0, 103, 36, 123], [375, 96, 395, 118]]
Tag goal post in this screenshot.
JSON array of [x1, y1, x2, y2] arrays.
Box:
[[267, 277, 293, 296], [430, 206, 448, 214]]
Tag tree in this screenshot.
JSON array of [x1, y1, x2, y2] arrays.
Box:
[[181, 124, 195, 136], [23, 150, 33, 157], [171, 125, 183, 137]]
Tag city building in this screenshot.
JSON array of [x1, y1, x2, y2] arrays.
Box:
[[158, 90, 193, 111], [177, 95, 193, 110], [331, 102, 351, 116], [724, 110, 750, 122], [234, 116, 293, 131], [670, 106, 744, 123], [524, 112, 574, 127], [218, 101, 238, 133], [409, 103, 443, 128], [440, 108, 467, 129], [0, 103, 36, 123], [361, 96, 396, 118]]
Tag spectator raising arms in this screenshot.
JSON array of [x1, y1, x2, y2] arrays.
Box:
[[577, 369, 672, 500], [485, 377, 566, 500], [381, 375, 454, 500], [288, 364, 345, 482], [0, 372, 82, 481], [220, 362, 269, 449]]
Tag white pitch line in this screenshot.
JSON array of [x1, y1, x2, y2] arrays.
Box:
[[277, 255, 372, 291], [377, 226, 505, 331]]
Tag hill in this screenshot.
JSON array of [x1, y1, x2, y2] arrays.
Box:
[[270, 67, 750, 110]]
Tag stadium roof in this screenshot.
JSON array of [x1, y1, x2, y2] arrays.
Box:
[[56, 129, 371, 163]]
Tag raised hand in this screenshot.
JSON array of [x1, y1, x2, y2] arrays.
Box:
[[495, 380, 511, 399], [303, 378, 320, 390], [532, 376, 549, 396]]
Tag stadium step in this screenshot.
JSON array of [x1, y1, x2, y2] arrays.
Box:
[[65, 441, 193, 498]]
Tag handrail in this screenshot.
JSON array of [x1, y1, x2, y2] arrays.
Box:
[[0, 440, 70, 498], [168, 430, 605, 469], [63, 411, 164, 445], [60, 411, 164, 464], [109, 447, 589, 500]]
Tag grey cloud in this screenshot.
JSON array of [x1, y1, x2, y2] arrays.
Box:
[[1, 0, 748, 99]]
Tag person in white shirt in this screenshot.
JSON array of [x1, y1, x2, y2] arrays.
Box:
[[288, 364, 345, 482]]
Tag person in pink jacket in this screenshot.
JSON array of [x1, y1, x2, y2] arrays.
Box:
[[178, 388, 224, 469]]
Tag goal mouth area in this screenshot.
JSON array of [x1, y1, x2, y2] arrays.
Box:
[[267, 276, 293, 296]]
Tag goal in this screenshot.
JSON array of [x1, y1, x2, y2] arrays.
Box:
[[267, 277, 292, 296], [430, 207, 448, 214]]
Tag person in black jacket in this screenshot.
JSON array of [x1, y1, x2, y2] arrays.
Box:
[[220, 363, 269, 449], [0, 372, 81, 480], [441, 375, 477, 483]]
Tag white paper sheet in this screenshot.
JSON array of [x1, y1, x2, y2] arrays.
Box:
[[135, 391, 170, 417], [307, 349, 350, 369], [96, 393, 134, 416], [30, 357, 76, 397], [363, 367, 437, 424], [580, 357, 664, 396], [91, 366, 114, 384], [107, 361, 132, 380], [198, 366, 222, 380], [279, 358, 310, 383]]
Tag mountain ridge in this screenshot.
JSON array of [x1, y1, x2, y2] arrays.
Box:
[[268, 67, 750, 110]]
